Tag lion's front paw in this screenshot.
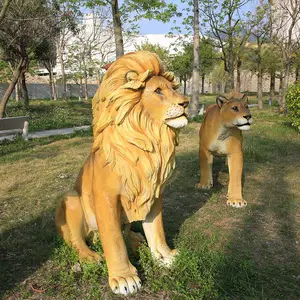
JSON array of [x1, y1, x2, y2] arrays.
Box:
[[226, 199, 247, 208], [109, 274, 142, 295], [195, 182, 213, 190]]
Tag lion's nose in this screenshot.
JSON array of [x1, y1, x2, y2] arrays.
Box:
[[244, 114, 252, 120], [178, 100, 189, 108]]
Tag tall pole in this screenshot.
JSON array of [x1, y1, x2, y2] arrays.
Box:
[[189, 0, 200, 118]]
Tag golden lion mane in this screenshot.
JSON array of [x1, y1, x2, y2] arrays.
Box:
[[91, 51, 179, 222]]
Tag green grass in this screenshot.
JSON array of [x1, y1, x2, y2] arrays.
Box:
[[1, 102, 300, 299], [4, 99, 92, 132]]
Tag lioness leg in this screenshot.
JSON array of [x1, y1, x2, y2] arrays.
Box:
[[94, 194, 141, 295], [124, 224, 145, 254], [55, 190, 101, 262], [142, 196, 178, 266], [196, 147, 213, 189], [227, 152, 247, 207]]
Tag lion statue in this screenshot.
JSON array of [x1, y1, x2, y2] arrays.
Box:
[[196, 92, 253, 207], [55, 51, 189, 295]]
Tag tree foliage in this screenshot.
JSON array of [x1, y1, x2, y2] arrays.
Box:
[[200, 0, 251, 91], [136, 41, 170, 67], [286, 84, 300, 131], [0, 0, 59, 116]]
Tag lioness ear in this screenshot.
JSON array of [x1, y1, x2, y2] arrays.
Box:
[[241, 94, 249, 104], [216, 95, 228, 108], [125, 70, 139, 82]]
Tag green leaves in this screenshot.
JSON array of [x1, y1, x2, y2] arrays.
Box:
[[286, 84, 300, 131], [121, 0, 180, 23]]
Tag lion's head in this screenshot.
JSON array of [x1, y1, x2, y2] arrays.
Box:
[[91, 51, 189, 222], [216, 92, 253, 131], [92, 51, 188, 147]]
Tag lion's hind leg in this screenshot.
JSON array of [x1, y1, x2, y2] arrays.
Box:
[[55, 190, 102, 263]]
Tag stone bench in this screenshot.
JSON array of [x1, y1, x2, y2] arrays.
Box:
[[0, 116, 29, 141]]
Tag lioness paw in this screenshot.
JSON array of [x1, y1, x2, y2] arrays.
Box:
[[109, 274, 141, 295], [226, 199, 247, 208], [195, 182, 213, 190]]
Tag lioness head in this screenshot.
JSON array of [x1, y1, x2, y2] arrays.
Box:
[[216, 93, 253, 131]]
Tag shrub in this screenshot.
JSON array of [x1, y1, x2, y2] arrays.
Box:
[[286, 84, 300, 131]]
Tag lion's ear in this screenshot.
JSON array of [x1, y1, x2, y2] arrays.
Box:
[[241, 94, 249, 104], [124, 71, 145, 90], [216, 95, 228, 108], [163, 71, 175, 82], [125, 71, 139, 82]]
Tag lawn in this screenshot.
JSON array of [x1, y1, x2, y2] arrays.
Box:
[[4, 99, 92, 132], [1, 97, 300, 299]]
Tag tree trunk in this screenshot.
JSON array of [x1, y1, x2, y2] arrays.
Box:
[[57, 42, 67, 100], [227, 16, 234, 92], [281, 62, 291, 109], [296, 67, 299, 82], [80, 77, 84, 99], [189, 0, 200, 118], [278, 73, 283, 106], [201, 73, 205, 94], [257, 70, 263, 109], [228, 67, 235, 92], [269, 72, 275, 105], [15, 80, 21, 102], [84, 74, 88, 101], [49, 63, 57, 101], [0, 58, 25, 118], [112, 0, 124, 58], [217, 82, 222, 93], [21, 70, 29, 107], [236, 57, 242, 92], [0, 0, 12, 25], [183, 79, 187, 95]]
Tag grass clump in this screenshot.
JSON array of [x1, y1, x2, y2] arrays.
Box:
[[138, 233, 221, 299], [5, 99, 92, 132], [0, 128, 92, 160], [48, 237, 107, 299]]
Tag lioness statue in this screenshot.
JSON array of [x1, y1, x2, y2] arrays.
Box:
[[196, 92, 253, 207], [55, 51, 188, 295]]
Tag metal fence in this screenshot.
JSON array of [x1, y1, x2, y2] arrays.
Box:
[[0, 83, 99, 100]]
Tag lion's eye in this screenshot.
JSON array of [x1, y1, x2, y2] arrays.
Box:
[[245, 105, 249, 109], [155, 88, 163, 95], [232, 106, 239, 112]]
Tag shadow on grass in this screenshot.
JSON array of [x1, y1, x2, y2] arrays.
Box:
[[0, 210, 57, 298], [140, 132, 300, 299], [162, 150, 227, 247], [211, 135, 300, 298]]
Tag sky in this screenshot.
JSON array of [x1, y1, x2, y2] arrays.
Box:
[[131, 0, 259, 35]]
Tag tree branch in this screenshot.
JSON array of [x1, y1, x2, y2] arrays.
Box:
[[0, 0, 12, 25]]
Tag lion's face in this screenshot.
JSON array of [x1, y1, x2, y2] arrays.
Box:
[[141, 76, 189, 129], [217, 95, 253, 131]]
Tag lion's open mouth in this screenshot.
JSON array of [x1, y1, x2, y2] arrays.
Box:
[[237, 123, 250, 127], [165, 114, 188, 129], [165, 112, 187, 121]]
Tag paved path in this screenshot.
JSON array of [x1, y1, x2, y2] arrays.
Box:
[[0, 125, 91, 142]]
